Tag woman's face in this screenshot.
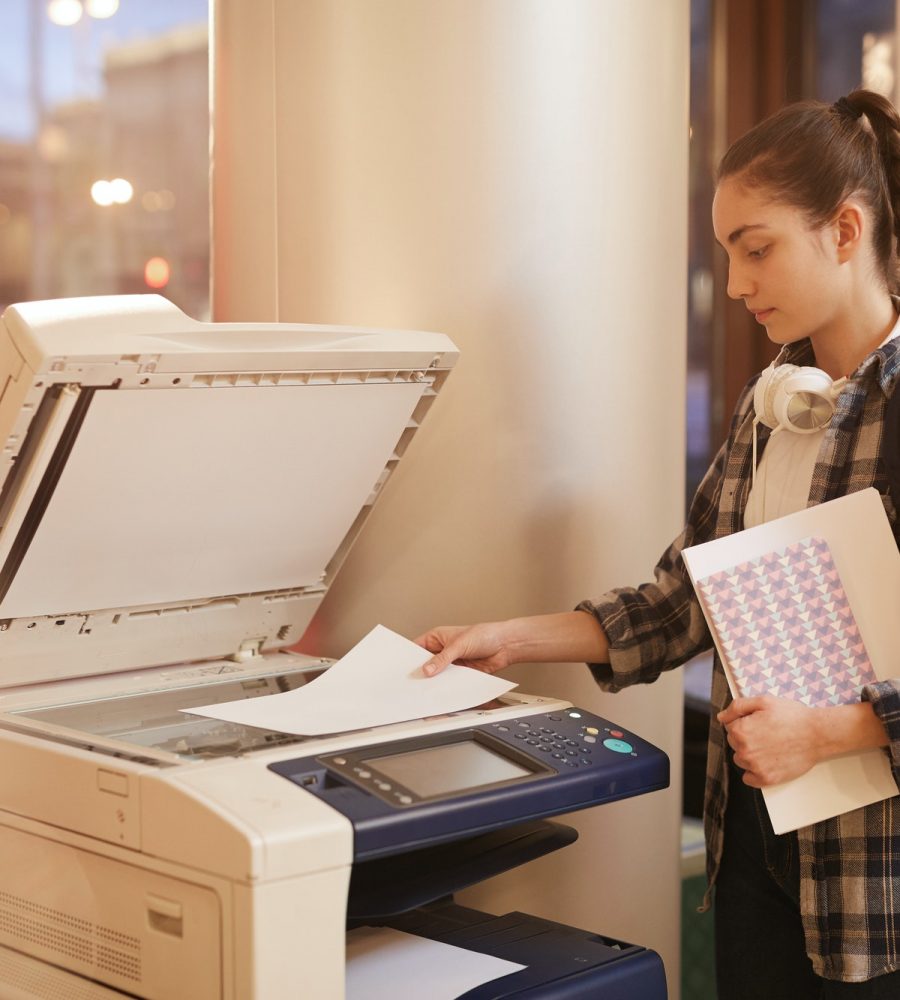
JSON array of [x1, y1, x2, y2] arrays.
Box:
[[712, 176, 846, 348]]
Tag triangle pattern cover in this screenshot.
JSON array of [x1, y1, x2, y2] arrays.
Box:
[[694, 535, 876, 706]]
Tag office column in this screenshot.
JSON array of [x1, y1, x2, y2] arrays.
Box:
[[213, 2, 690, 991]]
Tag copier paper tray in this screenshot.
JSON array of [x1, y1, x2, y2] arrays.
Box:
[[376, 902, 667, 999]]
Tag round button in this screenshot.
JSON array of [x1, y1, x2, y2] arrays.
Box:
[[375, 781, 392, 791], [540, 735, 554, 743], [526, 738, 540, 746], [580, 758, 593, 765], [549, 715, 562, 721], [585, 726, 599, 736], [539, 745, 552, 753], [515, 733, 527, 740], [357, 769, 372, 779], [603, 738, 634, 754], [566, 740, 578, 747], [565, 749, 577, 756], [517, 721, 530, 728], [397, 794, 413, 805], [610, 729, 624, 739], [583, 735, 597, 744], [333, 757, 347, 766], [566, 761, 578, 767], [552, 752, 565, 759], [568, 712, 582, 719], [497, 725, 510, 732]]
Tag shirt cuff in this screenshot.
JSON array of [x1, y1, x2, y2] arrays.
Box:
[[575, 597, 666, 693], [861, 680, 900, 785]]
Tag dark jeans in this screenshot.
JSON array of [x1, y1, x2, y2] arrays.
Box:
[[715, 753, 900, 999]]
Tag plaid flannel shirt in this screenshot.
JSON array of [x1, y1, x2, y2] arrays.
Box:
[[577, 335, 900, 983]]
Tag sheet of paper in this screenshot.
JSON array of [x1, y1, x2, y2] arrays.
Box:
[[182, 625, 517, 736], [683, 488, 899, 833], [346, 926, 525, 1000]]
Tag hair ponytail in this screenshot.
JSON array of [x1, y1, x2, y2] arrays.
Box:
[[847, 90, 900, 274], [718, 88, 900, 291]]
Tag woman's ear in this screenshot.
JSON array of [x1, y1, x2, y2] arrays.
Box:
[[833, 200, 865, 262]]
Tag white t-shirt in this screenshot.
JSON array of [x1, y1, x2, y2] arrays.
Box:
[[744, 314, 900, 528]]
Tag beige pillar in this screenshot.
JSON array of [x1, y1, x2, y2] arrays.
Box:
[[213, 2, 690, 993]]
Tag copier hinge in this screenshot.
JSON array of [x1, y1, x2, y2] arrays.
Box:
[[228, 638, 264, 663]]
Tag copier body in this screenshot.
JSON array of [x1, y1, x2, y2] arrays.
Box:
[[0, 295, 669, 999]]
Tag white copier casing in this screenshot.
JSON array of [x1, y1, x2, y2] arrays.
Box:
[[0, 296, 669, 1000], [0, 293, 546, 1000]]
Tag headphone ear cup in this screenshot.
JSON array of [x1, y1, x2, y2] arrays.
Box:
[[775, 368, 836, 432], [753, 363, 798, 430], [753, 364, 835, 433]]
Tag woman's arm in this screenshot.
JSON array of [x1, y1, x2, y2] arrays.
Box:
[[418, 610, 609, 676], [717, 695, 890, 787]]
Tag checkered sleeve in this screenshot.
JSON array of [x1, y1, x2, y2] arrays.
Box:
[[861, 680, 900, 788]]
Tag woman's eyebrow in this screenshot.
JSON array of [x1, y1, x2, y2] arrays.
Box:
[[727, 222, 769, 244]]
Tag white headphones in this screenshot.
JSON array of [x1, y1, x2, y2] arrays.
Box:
[[753, 362, 840, 434]]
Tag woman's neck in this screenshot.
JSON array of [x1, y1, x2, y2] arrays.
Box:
[[810, 291, 898, 378]]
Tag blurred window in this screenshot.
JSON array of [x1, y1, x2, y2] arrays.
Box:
[[687, 0, 714, 506], [0, 0, 209, 317], [816, 0, 895, 101]]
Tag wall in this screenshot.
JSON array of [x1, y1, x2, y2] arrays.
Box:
[[212, 1, 690, 993]]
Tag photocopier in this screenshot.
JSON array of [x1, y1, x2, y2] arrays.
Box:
[[0, 295, 670, 999]]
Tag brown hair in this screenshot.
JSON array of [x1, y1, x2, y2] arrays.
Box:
[[717, 89, 900, 290]]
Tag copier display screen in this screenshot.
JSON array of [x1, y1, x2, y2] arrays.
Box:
[[363, 740, 532, 798]]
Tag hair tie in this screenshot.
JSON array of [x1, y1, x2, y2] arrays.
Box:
[[834, 96, 863, 121]]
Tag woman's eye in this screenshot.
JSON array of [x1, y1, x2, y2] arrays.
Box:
[[748, 246, 769, 259]]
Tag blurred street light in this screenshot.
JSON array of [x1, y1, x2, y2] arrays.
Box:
[[144, 257, 170, 289], [91, 177, 133, 206], [85, 0, 119, 18], [46, 0, 82, 26], [47, 0, 119, 26]]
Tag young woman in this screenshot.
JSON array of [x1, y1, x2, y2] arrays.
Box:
[[418, 89, 900, 997]]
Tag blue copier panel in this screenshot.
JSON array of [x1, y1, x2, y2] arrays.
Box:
[[271, 706, 671, 999], [269, 706, 670, 859]]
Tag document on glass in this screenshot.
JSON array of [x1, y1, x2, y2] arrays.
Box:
[[346, 926, 525, 999], [182, 624, 517, 736]]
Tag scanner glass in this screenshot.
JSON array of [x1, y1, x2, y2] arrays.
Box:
[[8, 660, 327, 760]]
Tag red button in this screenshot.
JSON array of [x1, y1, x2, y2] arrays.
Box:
[[610, 730, 624, 738]]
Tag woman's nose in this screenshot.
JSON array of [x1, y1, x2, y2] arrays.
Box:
[[726, 262, 752, 301]]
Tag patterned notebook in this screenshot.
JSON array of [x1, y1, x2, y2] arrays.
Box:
[[695, 535, 876, 706]]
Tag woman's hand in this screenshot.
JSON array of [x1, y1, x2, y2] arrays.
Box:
[[416, 622, 514, 677], [718, 694, 890, 788], [717, 696, 822, 787], [417, 611, 610, 677]]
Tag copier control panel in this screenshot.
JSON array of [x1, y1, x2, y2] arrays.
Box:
[[270, 706, 669, 858]]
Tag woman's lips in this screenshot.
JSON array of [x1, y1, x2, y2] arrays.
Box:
[[752, 308, 774, 323]]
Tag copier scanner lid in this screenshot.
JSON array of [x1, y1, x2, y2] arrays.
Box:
[[0, 295, 457, 688]]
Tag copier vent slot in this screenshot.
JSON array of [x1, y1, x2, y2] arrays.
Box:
[[0, 944, 121, 1000], [0, 891, 141, 983]]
